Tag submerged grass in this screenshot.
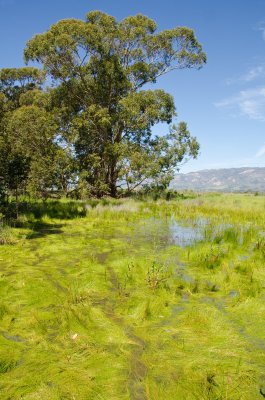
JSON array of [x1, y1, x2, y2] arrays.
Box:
[[0, 194, 265, 399]]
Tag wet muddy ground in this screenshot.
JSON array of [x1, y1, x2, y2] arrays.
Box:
[[0, 198, 265, 399]]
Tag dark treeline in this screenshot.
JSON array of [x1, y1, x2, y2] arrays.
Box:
[[0, 11, 206, 215]]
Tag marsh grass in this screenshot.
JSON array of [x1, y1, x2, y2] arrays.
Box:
[[0, 193, 265, 399], [0, 225, 17, 244]]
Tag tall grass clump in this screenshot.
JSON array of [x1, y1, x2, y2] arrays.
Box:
[[0, 225, 16, 244]]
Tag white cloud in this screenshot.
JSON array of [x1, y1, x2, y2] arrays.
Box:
[[258, 25, 265, 41], [255, 21, 265, 40], [243, 66, 265, 82], [225, 65, 265, 85], [215, 87, 265, 121], [224, 21, 265, 86], [255, 144, 265, 158]]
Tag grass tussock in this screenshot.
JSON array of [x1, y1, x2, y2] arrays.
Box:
[[0, 225, 17, 244]]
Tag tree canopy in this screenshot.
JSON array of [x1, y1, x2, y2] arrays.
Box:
[[0, 11, 206, 205]]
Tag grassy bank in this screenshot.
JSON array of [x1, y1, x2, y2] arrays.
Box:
[[0, 194, 265, 399]]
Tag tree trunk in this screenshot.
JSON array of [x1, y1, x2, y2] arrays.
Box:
[[15, 187, 19, 219], [108, 159, 119, 198], [109, 181, 117, 197]]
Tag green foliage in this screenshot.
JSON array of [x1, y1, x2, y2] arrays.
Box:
[[22, 10, 205, 197], [0, 70, 77, 207], [0, 67, 44, 107], [146, 261, 171, 289], [0, 10, 206, 216], [22, 199, 87, 220]]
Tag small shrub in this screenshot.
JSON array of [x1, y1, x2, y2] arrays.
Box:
[[146, 262, 170, 289]]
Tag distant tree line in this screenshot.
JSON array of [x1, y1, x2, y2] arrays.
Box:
[[0, 11, 206, 213]]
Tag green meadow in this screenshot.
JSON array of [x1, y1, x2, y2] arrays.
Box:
[[1, 193, 265, 399]]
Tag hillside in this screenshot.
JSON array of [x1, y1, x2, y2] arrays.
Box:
[[172, 167, 265, 192]]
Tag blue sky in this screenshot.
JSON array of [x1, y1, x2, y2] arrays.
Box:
[[1, 0, 265, 172]]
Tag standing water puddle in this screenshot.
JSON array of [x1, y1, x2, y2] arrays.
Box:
[[169, 218, 205, 247], [133, 216, 205, 249]]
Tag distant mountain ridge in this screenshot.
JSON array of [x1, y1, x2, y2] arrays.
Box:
[[171, 167, 265, 192]]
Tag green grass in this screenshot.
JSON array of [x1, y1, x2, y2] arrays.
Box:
[[0, 194, 265, 399]]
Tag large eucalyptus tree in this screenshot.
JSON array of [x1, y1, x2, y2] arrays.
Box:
[[24, 11, 206, 197]]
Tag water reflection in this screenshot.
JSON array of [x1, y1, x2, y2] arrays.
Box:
[[135, 216, 204, 248], [169, 218, 204, 247]]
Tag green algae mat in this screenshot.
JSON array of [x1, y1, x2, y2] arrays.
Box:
[[1, 195, 265, 399]]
